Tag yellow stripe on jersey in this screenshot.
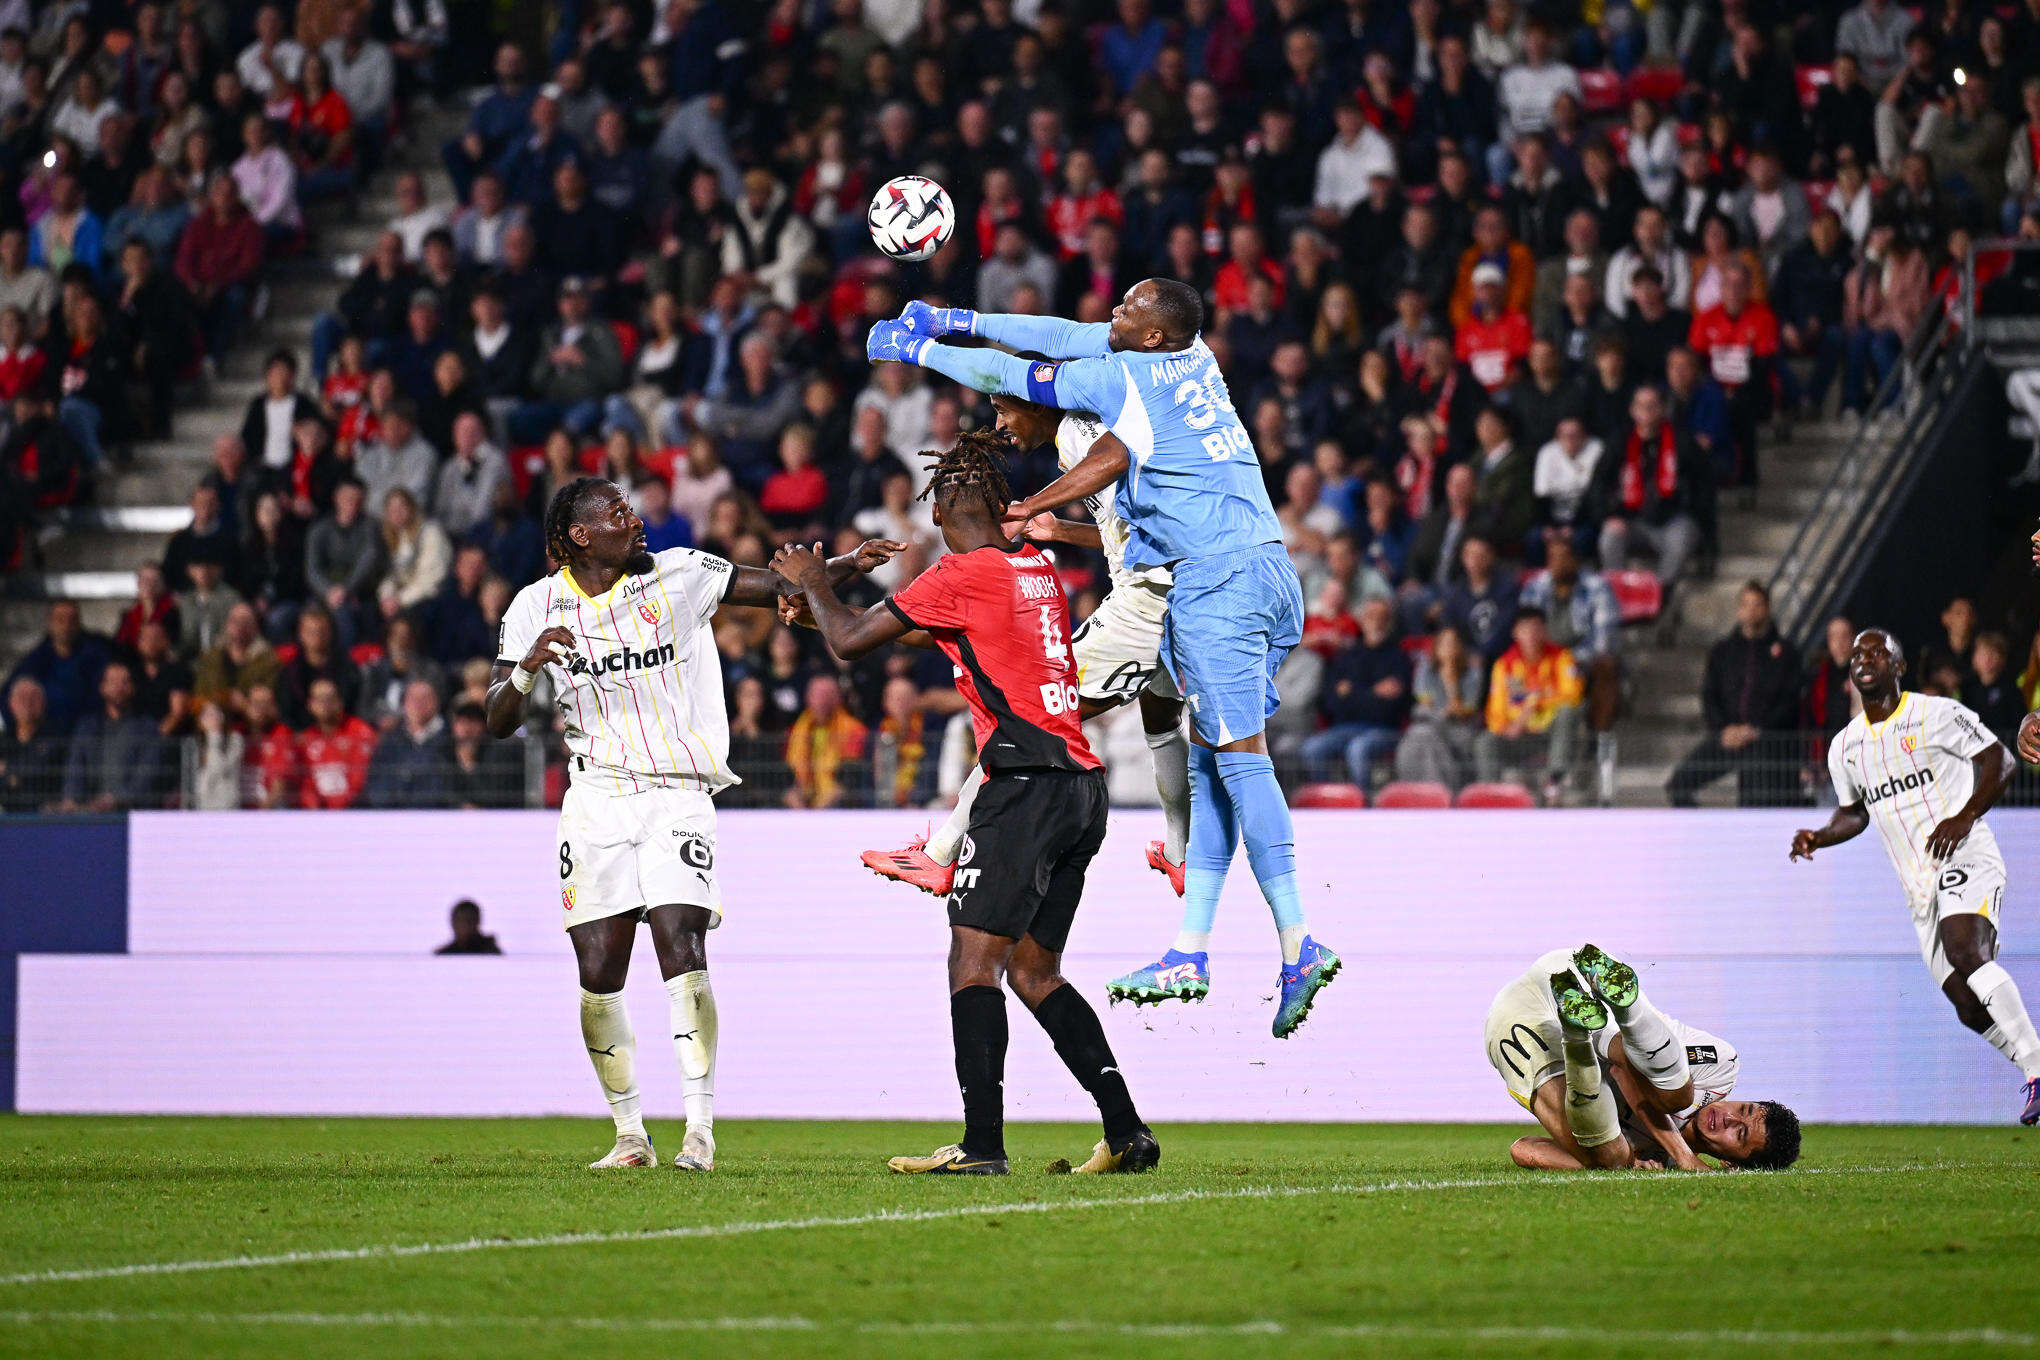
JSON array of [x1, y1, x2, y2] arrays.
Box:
[[616, 583, 691, 780], [654, 571, 726, 781]]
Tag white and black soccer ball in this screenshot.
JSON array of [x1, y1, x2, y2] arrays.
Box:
[[868, 175, 955, 262]]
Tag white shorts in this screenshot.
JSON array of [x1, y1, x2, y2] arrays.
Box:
[[556, 783, 722, 933], [1073, 579, 1177, 705], [1482, 949, 1573, 1110], [1910, 849, 2006, 986]]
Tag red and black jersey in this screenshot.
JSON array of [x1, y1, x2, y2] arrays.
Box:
[[887, 543, 1101, 774]]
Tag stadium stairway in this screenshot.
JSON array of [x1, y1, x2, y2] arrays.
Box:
[[0, 107, 466, 675], [1610, 417, 1855, 806]]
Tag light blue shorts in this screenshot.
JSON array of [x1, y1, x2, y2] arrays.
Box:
[[1159, 542, 1305, 746]]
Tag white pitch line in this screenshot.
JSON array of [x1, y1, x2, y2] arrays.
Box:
[[0, 1309, 2032, 1349], [0, 1163, 1969, 1290]]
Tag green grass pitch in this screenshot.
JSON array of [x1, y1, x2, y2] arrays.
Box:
[[2, 1117, 2035, 1359]]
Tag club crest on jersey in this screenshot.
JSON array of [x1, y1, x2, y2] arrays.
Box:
[[638, 598, 661, 626], [1031, 362, 1056, 384], [561, 885, 577, 912], [1899, 732, 1919, 755]]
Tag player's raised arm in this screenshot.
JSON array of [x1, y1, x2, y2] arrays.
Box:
[[1004, 429, 1130, 527], [1019, 513, 1104, 551], [895, 301, 1112, 359], [771, 542, 915, 660], [721, 539, 908, 608], [485, 626, 575, 740]]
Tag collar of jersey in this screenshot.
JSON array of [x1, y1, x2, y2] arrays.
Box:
[[1866, 690, 1910, 732], [561, 564, 627, 606]]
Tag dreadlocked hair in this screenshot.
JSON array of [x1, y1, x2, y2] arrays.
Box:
[[545, 475, 612, 567], [917, 429, 1012, 517]]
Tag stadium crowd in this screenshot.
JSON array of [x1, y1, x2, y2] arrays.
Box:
[[0, 0, 2032, 812]]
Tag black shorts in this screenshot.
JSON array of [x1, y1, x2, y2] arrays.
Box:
[[948, 767, 1108, 953]]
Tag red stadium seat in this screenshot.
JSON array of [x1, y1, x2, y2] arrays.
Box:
[[1455, 782, 1536, 809], [1607, 124, 1631, 157], [1578, 68, 1623, 115], [643, 445, 683, 481], [1795, 64, 1833, 111], [348, 642, 386, 667], [1399, 633, 1434, 658], [1374, 780, 1451, 809], [1607, 569, 1663, 624], [508, 445, 546, 499], [1623, 65, 1685, 107], [578, 445, 605, 474], [609, 320, 639, 366], [1294, 782, 1367, 809]]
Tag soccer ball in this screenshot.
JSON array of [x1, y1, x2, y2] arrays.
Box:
[[868, 175, 955, 262]]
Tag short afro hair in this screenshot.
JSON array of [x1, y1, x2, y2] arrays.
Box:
[[1146, 277, 1204, 342], [1736, 1100, 1802, 1171]]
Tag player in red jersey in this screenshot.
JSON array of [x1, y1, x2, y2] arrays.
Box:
[[773, 431, 1158, 1176]]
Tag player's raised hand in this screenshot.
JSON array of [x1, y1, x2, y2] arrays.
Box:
[[866, 319, 929, 367], [1789, 828, 1822, 861], [520, 626, 578, 674], [898, 300, 975, 338], [1021, 512, 1061, 542], [851, 538, 909, 571], [2018, 710, 2040, 763], [771, 541, 827, 586], [1925, 811, 1976, 861]]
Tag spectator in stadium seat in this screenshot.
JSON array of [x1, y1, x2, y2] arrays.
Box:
[[635, 477, 693, 554], [175, 173, 264, 363], [191, 699, 246, 811], [1688, 257, 1777, 486], [5, 601, 109, 740], [1605, 206, 1691, 324], [1501, 133, 1566, 259], [1522, 531, 1622, 744], [442, 43, 534, 202], [1410, 460, 1476, 593], [174, 550, 242, 661], [387, 290, 455, 405], [785, 672, 867, 809], [322, 7, 393, 151], [1598, 385, 1704, 591], [1357, 477, 1415, 585], [432, 413, 507, 540], [1811, 53, 1878, 179], [1837, 0, 1914, 88], [1468, 407, 1536, 554], [130, 621, 192, 737], [1917, 596, 1979, 689], [1964, 632, 2024, 744], [193, 602, 281, 719], [377, 488, 451, 613], [1667, 581, 1804, 807], [687, 331, 801, 487], [1315, 99, 1398, 220], [355, 399, 437, 517], [1772, 211, 1852, 416], [1532, 414, 1604, 552], [1840, 226, 1929, 414], [1532, 209, 1607, 333], [1441, 534, 1520, 663], [232, 112, 301, 241], [115, 563, 180, 654], [449, 172, 519, 269], [55, 660, 168, 813], [29, 173, 104, 280], [295, 674, 374, 808], [1919, 72, 2009, 215], [248, 349, 322, 472], [510, 277, 631, 445], [0, 676, 66, 812], [365, 678, 453, 809], [108, 237, 193, 440], [304, 477, 382, 635], [759, 423, 830, 530], [162, 484, 237, 591], [1476, 605, 1583, 802], [1300, 596, 1412, 788], [1451, 205, 1535, 331], [104, 168, 193, 280], [1800, 613, 1860, 774], [0, 228, 55, 336], [1456, 263, 1533, 395], [449, 701, 524, 810], [53, 294, 130, 470], [1730, 146, 1810, 277], [1392, 622, 1484, 791]]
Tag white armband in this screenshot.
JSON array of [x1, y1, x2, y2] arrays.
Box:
[[510, 664, 537, 694]]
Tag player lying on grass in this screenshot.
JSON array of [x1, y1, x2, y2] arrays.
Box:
[[860, 390, 1193, 902], [1485, 943, 1801, 1171], [774, 432, 1159, 1175], [1794, 627, 2040, 1125], [868, 281, 1340, 1038], [488, 475, 902, 1171]]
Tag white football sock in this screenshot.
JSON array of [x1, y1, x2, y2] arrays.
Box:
[[926, 764, 985, 865], [1969, 962, 2040, 1080], [1171, 930, 1211, 954], [1608, 986, 1689, 1094], [1146, 725, 1190, 863], [1277, 924, 1307, 965], [579, 988, 644, 1137], [1561, 1025, 1621, 1147], [666, 970, 719, 1129]]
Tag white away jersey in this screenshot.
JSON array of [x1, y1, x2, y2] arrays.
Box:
[[1592, 1015, 1738, 1118], [499, 548, 737, 794], [1055, 413, 1170, 590], [1828, 692, 2003, 900]]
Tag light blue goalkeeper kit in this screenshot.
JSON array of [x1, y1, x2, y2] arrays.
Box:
[[876, 305, 1337, 1033]]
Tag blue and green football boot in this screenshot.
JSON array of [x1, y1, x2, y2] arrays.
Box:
[[1106, 950, 1210, 1006], [1272, 937, 1341, 1038]]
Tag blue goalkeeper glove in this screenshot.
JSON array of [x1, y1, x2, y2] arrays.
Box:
[[899, 300, 976, 338], [866, 319, 931, 366]]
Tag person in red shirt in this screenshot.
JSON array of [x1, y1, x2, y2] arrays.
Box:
[[1454, 262, 1534, 393], [0, 304, 46, 399], [757, 423, 830, 528], [288, 51, 355, 201], [242, 681, 300, 807], [1687, 261, 1778, 487], [296, 675, 376, 808], [175, 172, 266, 361], [774, 430, 1156, 1178], [1044, 148, 1124, 259], [1211, 220, 1283, 312]]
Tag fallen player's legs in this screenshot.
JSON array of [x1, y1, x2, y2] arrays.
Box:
[[1574, 944, 1692, 1111], [1513, 1072, 1633, 1170]]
